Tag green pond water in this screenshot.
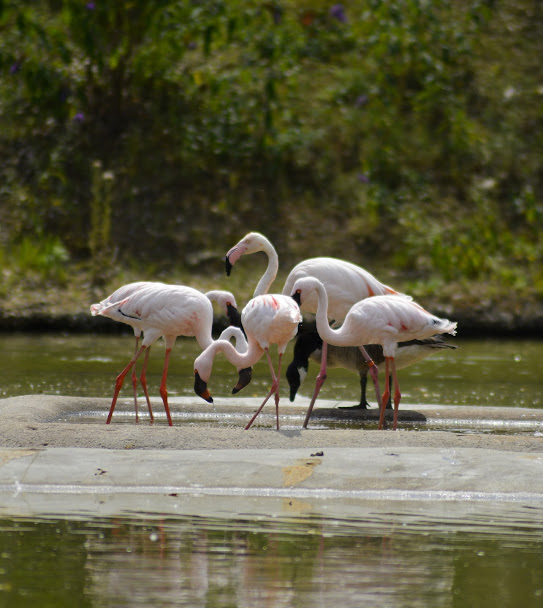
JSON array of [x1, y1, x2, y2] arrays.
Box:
[[0, 333, 543, 607], [0, 333, 541, 408]]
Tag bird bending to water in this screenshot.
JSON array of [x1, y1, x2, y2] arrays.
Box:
[[286, 328, 458, 408], [291, 277, 457, 430], [194, 293, 302, 430], [91, 282, 242, 422], [91, 282, 243, 425], [224, 231, 412, 421]]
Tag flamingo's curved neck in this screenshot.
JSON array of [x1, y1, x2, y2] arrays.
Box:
[[253, 238, 279, 297], [312, 282, 350, 346], [208, 338, 264, 369]]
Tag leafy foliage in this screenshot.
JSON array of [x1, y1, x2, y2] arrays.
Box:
[[0, 0, 542, 301]]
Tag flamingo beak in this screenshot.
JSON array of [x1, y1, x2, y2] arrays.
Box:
[[194, 371, 213, 403], [225, 255, 233, 277], [232, 367, 252, 394], [291, 290, 302, 306], [226, 303, 243, 330]]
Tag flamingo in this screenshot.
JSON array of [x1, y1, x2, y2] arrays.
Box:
[[194, 293, 302, 430], [90, 282, 244, 425], [290, 277, 457, 430], [286, 329, 458, 408], [224, 231, 411, 422], [91, 281, 161, 421]]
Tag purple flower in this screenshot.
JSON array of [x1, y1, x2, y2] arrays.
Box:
[[357, 173, 369, 184], [86, 2, 96, 10], [330, 4, 347, 23], [356, 95, 368, 107], [10, 61, 21, 74], [73, 112, 85, 123]]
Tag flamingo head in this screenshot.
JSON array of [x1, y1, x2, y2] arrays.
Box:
[[225, 232, 267, 276], [291, 277, 323, 307], [194, 370, 213, 403], [231, 367, 252, 394]]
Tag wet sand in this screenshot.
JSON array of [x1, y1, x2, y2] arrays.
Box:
[[1, 394, 543, 453]]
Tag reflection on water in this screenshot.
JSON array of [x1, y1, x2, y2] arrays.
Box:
[[1, 334, 543, 606], [1, 511, 543, 608], [0, 333, 542, 408]]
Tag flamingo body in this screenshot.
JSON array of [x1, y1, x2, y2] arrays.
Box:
[[286, 330, 457, 407], [91, 283, 242, 425], [194, 293, 301, 429], [282, 257, 410, 322], [242, 294, 301, 350], [291, 277, 457, 429]]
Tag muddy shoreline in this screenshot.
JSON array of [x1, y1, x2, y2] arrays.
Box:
[[1, 395, 542, 454]]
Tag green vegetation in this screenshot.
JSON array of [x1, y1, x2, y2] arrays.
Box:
[[0, 1, 542, 319]]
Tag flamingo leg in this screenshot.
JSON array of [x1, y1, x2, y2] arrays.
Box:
[[130, 336, 140, 423], [245, 349, 279, 430], [390, 357, 401, 430], [302, 341, 328, 429], [359, 345, 382, 421], [158, 348, 174, 427], [274, 353, 285, 431], [107, 345, 147, 424], [378, 357, 391, 430], [139, 347, 155, 424]]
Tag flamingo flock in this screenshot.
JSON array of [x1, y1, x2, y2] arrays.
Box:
[[91, 231, 457, 430]]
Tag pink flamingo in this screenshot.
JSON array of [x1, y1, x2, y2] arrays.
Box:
[[91, 282, 243, 425], [291, 277, 457, 429], [194, 293, 302, 430], [224, 232, 412, 425]]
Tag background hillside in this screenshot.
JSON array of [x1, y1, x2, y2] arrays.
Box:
[[0, 1, 542, 333]]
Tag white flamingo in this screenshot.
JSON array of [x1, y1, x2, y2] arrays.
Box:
[[224, 231, 412, 422], [194, 293, 302, 430], [286, 329, 458, 408], [290, 277, 457, 430], [91, 282, 244, 425], [91, 281, 162, 421]]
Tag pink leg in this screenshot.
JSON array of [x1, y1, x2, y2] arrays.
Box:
[[139, 347, 155, 424], [359, 345, 381, 415], [158, 348, 173, 426], [107, 345, 147, 424], [390, 357, 401, 430], [273, 353, 285, 431], [302, 342, 328, 429], [131, 337, 140, 422], [245, 349, 279, 430], [378, 357, 391, 430]]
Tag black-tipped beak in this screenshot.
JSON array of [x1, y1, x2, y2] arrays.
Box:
[[194, 371, 213, 403], [225, 255, 233, 277], [291, 290, 301, 306], [226, 303, 243, 330], [232, 367, 252, 394]]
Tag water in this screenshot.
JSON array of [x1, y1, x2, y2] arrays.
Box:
[[1, 509, 543, 608], [1, 333, 543, 607], [0, 333, 541, 408]]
